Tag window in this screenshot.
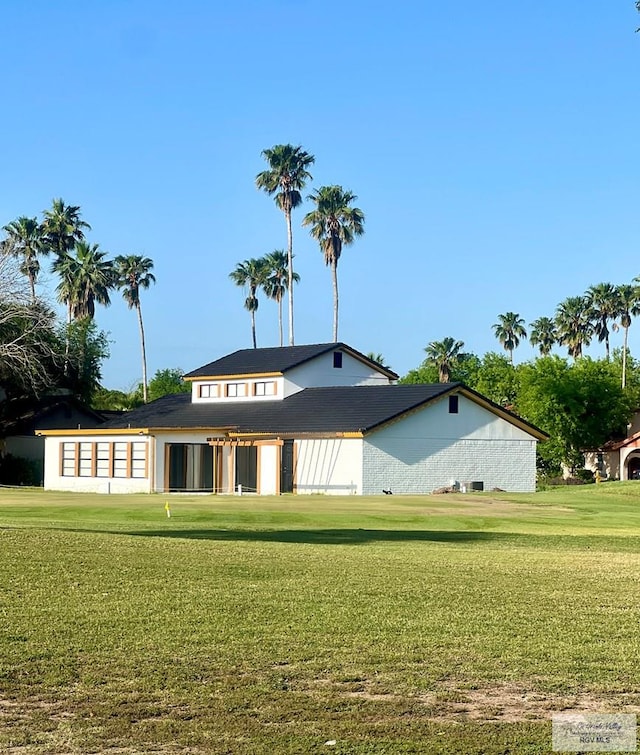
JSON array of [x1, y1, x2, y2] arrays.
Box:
[[61, 442, 77, 476], [131, 442, 147, 478], [78, 442, 93, 477], [113, 442, 129, 477], [60, 440, 148, 479], [96, 442, 111, 477], [226, 382, 247, 397], [333, 351, 343, 369], [199, 384, 217, 398], [254, 381, 276, 396], [449, 395, 459, 414]]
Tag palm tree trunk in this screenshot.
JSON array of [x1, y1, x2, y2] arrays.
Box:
[[285, 208, 294, 346], [251, 310, 257, 349], [28, 275, 36, 305], [136, 302, 149, 403], [605, 334, 610, 361], [623, 327, 629, 389], [332, 259, 339, 342], [277, 295, 283, 348]]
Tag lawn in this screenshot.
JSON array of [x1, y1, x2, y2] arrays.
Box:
[[2, 484, 640, 753]]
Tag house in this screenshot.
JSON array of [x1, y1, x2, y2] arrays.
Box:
[[40, 343, 547, 495], [0, 394, 109, 485], [584, 411, 640, 480]]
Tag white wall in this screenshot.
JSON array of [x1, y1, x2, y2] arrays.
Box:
[[43, 434, 151, 494], [259, 444, 279, 495], [295, 437, 362, 495], [362, 395, 538, 494], [284, 350, 390, 397]]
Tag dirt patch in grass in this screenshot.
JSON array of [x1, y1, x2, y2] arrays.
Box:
[[312, 681, 640, 722]]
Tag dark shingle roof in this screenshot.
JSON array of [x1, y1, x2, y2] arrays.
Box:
[[183, 343, 398, 380], [98, 384, 456, 434]]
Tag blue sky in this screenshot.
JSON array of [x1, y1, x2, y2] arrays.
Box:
[[2, 1, 639, 389]]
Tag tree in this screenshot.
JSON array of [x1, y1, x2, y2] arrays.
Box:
[[53, 242, 115, 321], [529, 316, 557, 356], [366, 352, 391, 370], [41, 198, 90, 260], [616, 283, 640, 389], [518, 356, 638, 474], [555, 296, 593, 360], [229, 258, 269, 349], [2, 217, 44, 303], [303, 185, 365, 342], [492, 312, 527, 363], [586, 282, 620, 360], [114, 255, 156, 403], [424, 337, 465, 383], [262, 250, 300, 347], [256, 144, 314, 346], [65, 318, 110, 403], [472, 352, 520, 408], [147, 368, 191, 401]]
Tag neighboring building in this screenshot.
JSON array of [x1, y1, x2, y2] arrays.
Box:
[[0, 395, 108, 485], [40, 343, 547, 495], [584, 411, 640, 481]]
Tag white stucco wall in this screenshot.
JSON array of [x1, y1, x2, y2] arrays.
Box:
[[43, 434, 152, 494], [295, 437, 363, 495], [284, 350, 391, 397], [362, 395, 538, 494], [259, 444, 279, 495]]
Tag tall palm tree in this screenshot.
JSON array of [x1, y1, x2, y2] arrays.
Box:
[[114, 255, 156, 403], [41, 198, 90, 260], [617, 283, 640, 389], [586, 282, 620, 360], [256, 144, 314, 346], [303, 185, 365, 342], [2, 217, 44, 303], [424, 337, 465, 383], [492, 312, 527, 363], [529, 316, 557, 356], [53, 242, 115, 321], [262, 249, 300, 347], [555, 295, 594, 360], [229, 258, 269, 349]]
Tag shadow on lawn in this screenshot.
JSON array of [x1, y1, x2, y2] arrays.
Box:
[[98, 528, 523, 545]]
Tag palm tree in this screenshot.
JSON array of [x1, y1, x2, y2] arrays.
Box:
[[41, 198, 90, 260], [262, 250, 300, 347], [256, 144, 314, 346], [229, 258, 269, 348], [366, 352, 391, 370], [555, 296, 594, 360], [2, 217, 44, 303], [303, 185, 365, 342], [424, 337, 465, 383], [492, 312, 527, 363], [114, 255, 156, 403], [529, 316, 557, 356], [586, 282, 620, 360], [53, 242, 115, 321], [617, 283, 640, 389]]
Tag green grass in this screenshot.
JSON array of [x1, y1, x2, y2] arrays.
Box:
[[2, 484, 640, 753]]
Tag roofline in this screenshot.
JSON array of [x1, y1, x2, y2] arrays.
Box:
[[183, 343, 399, 381], [183, 372, 282, 382], [362, 383, 549, 440], [38, 426, 238, 436]]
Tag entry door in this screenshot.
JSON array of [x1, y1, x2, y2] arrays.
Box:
[[280, 440, 294, 493], [235, 446, 257, 493]]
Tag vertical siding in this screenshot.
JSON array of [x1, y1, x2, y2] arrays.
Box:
[[295, 437, 363, 495], [362, 395, 539, 494]]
